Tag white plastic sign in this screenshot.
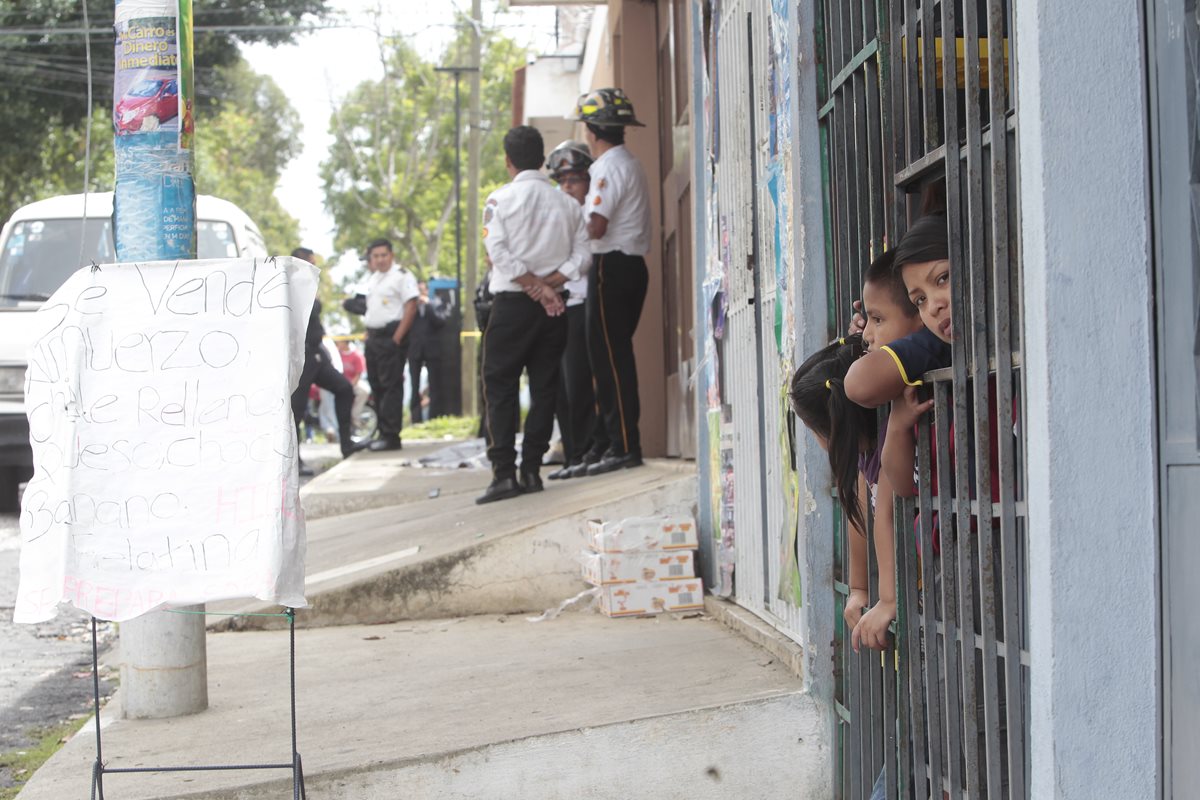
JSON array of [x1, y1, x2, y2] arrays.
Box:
[[13, 256, 316, 623]]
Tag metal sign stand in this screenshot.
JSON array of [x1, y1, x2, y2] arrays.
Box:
[[88, 608, 306, 800]]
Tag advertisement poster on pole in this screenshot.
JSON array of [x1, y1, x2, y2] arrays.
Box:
[[112, 0, 196, 261]]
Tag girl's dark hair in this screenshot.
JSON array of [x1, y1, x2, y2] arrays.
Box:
[[789, 334, 878, 536], [891, 214, 949, 274]]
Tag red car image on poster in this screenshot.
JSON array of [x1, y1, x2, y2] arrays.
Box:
[[115, 72, 179, 134]]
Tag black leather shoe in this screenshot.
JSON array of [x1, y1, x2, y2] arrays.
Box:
[[366, 436, 403, 452], [476, 476, 522, 504], [586, 451, 644, 476], [520, 471, 544, 493], [566, 461, 591, 478], [547, 463, 575, 480]]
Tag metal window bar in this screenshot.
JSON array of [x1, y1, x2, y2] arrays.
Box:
[[817, 0, 1027, 798]]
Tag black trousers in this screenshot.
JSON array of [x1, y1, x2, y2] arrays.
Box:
[[482, 292, 567, 479], [291, 347, 354, 452], [409, 354, 449, 422], [365, 329, 409, 439], [557, 303, 606, 463], [586, 251, 648, 457]]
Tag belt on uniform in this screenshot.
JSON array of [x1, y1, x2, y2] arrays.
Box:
[[366, 321, 400, 337], [494, 290, 570, 300]]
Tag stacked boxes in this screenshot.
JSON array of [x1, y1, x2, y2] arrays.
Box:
[[582, 515, 704, 617]]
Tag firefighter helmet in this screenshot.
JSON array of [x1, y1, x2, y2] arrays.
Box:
[[571, 87, 645, 127], [546, 140, 593, 179]]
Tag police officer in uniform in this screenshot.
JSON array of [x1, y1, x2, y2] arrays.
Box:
[[544, 140, 609, 480], [407, 280, 451, 422], [477, 126, 590, 504], [571, 88, 651, 475], [361, 237, 419, 451]]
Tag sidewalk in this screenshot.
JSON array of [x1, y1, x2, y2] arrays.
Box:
[[16, 441, 828, 799]]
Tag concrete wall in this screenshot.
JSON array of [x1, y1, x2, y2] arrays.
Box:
[[791, 0, 835, 711], [579, 6, 609, 94], [1015, 0, 1159, 796], [571, 1, 668, 458], [524, 57, 580, 120]]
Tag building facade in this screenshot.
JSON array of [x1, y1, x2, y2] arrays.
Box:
[[518, 0, 1194, 796]]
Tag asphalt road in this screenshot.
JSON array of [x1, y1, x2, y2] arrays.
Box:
[[0, 513, 117, 800]]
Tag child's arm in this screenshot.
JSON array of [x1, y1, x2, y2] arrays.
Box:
[[844, 349, 910, 408], [853, 471, 898, 652], [844, 473, 870, 631], [881, 386, 933, 496], [846, 328, 950, 408]]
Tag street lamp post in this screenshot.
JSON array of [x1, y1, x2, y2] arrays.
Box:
[[434, 66, 479, 299], [435, 65, 479, 418]]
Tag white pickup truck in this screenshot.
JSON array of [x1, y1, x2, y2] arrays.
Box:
[[0, 192, 270, 510]]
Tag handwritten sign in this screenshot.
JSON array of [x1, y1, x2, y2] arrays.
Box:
[[13, 257, 318, 623]]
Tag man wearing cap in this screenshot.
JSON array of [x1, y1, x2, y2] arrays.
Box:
[[572, 87, 651, 475], [361, 237, 419, 452], [477, 126, 591, 504], [544, 140, 609, 480]]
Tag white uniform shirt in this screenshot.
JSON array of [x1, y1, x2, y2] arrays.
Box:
[[363, 265, 420, 329], [564, 204, 589, 307], [585, 144, 651, 256], [483, 170, 591, 294]]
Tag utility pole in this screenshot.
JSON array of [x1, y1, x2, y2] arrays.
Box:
[[463, 0, 483, 417], [112, 0, 207, 719], [435, 64, 477, 417]]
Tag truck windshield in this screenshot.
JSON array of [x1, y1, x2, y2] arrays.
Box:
[[0, 218, 238, 306]]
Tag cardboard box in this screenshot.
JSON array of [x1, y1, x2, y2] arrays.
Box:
[[586, 515, 698, 553], [598, 579, 705, 617], [581, 550, 696, 585]]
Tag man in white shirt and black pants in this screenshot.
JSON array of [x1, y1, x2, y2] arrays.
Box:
[[572, 88, 652, 475], [362, 238, 419, 452], [478, 126, 590, 504]]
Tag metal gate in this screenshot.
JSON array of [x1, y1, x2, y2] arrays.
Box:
[[816, 0, 1030, 797], [712, 0, 804, 640], [1147, 0, 1200, 795]]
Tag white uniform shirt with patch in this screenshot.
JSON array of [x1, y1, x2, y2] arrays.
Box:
[[585, 144, 651, 256], [564, 204, 589, 307], [483, 170, 591, 294], [363, 265, 420, 329]]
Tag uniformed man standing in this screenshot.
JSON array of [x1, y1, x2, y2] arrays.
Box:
[[478, 125, 590, 504], [407, 280, 451, 422], [361, 238, 419, 452], [544, 140, 609, 480], [571, 88, 651, 475]]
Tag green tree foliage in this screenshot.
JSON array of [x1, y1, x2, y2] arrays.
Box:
[[0, 0, 328, 221], [194, 60, 302, 255], [320, 19, 526, 283]]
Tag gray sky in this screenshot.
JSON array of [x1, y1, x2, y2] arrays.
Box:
[[241, 0, 558, 272]]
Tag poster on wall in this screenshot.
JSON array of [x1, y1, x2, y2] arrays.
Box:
[[13, 257, 317, 623]]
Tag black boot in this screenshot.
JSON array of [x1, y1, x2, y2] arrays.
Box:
[[586, 450, 644, 476], [520, 470, 544, 494], [476, 475, 522, 505]]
